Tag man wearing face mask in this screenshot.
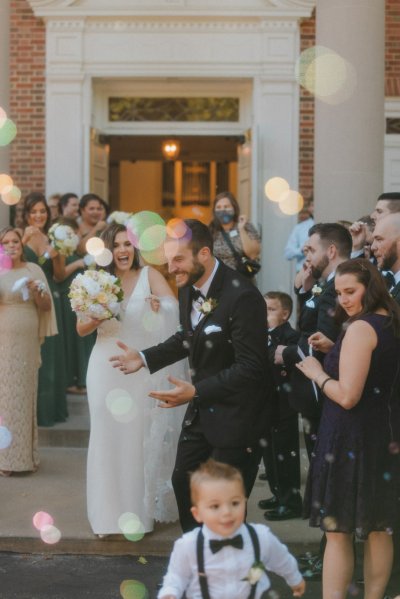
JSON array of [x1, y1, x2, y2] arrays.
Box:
[[209, 191, 261, 275]]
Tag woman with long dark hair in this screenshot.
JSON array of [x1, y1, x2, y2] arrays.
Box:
[[77, 223, 187, 536], [297, 259, 400, 599], [208, 191, 261, 274], [22, 192, 68, 426]]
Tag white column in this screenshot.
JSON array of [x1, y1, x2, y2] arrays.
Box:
[[314, 0, 385, 221], [255, 77, 300, 294], [0, 0, 10, 227], [46, 76, 86, 196]]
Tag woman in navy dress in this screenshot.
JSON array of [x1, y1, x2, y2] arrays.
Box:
[[297, 259, 400, 599]]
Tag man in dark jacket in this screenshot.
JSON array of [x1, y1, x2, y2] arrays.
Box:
[[110, 219, 275, 531]]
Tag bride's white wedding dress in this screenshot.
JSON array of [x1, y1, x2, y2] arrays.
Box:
[[86, 266, 187, 534]]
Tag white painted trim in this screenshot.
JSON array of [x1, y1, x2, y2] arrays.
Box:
[[385, 98, 400, 119]]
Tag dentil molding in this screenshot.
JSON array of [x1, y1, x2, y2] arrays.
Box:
[[28, 0, 315, 18]]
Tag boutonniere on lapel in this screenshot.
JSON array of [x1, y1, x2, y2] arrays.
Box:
[[311, 284, 323, 296], [242, 561, 266, 585], [198, 297, 218, 316]]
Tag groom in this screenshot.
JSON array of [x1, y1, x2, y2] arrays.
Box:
[[110, 219, 275, 531]]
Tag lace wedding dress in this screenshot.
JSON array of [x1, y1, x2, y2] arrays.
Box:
[[86, 266, 187, 534]]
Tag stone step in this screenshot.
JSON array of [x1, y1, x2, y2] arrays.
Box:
[[39, 394, 90, 448], [0, 447, 321, 557]]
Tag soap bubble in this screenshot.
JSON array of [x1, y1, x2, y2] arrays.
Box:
[[86, 237, 105, 256]]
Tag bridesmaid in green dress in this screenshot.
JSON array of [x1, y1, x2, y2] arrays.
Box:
[[56, 217, 96, 393], [22, 192, 68, 426]]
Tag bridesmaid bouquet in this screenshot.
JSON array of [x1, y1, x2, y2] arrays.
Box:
[[48, 223, 79, 257], [69, 269, 124, 320]]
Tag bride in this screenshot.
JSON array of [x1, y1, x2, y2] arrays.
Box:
[[77, 223, 187, 536]]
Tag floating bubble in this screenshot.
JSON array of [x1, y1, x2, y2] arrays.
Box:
[[166, 218, 188, 239], [0, 107, 7, 128], [232, 279, 240, 288], [264, 177, 290, 203], [290, 451, 297, 457], [277, 454, 284, 462], [325, 453, 335, 463], [323, 516, 337, 531], [348, 451, 355, 460], [266, 590, 280, 599], [295, 45, 357, 105], [40, 524, 61, 544], [383, 471, 392, 482], [347, 582, 360, 596], [190, 205, 207, 220], [138, 224, 166, 252], [1, 185, 21, 206], [120, 579, 149, 599], [33, 511, 54, 531], [118, 512, 145, 542], [94, 248, 113, 267], [126, 211, 165, 249], [0, 250, 12, 274], [142, 310, 162, 333], [0, 174, 13, 193], [0, 425, 12, 449], [105, 388, 137, 423], [0, 118, 17, 146], [205, 340, 213, 349], [86, 237, 105, 256], [259, 438, 268, 448], [373, 387, 380, 395], [388, 441, 400, 455], [279, 190, 304, 216]]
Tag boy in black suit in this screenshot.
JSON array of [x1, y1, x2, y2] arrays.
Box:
[[258, 291, 302, 521]]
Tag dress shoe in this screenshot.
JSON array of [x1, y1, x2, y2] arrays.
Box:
[[300, 557, 323, 581], [297, 552, 320, 565], [263, 506, 302, 521], [258, 496, 279, 510]]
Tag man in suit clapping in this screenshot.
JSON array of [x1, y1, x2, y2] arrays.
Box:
[[110, 219, 274, 531]]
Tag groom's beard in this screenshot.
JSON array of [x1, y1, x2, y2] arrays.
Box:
[[184, 258, 206, 288]]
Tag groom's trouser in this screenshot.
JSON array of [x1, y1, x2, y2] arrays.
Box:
[[171, 420, 262, 532]]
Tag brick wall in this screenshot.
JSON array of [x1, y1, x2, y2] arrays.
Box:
[[9, 0, 46, 198], [298, 10, 316, 204], [385, 0, 400, 96]]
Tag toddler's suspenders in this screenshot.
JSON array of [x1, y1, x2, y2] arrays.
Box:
[[196, 523, 261, 599]]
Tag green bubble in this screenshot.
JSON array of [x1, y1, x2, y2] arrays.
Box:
[[126, 211, 165, 246], [105, 388, 137, 423], [120, 579, 149, 599], [0, 119, 17, 146], [118, 512, 145, 543], [138, 224, 167, 252]]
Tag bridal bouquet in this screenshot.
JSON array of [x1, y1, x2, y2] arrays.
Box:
[[69, 269, 124, 320], [48, 223, 79, 257]]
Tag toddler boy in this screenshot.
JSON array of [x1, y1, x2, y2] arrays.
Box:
[[259, 292, 302, 522], [158, 459, 305, 599]]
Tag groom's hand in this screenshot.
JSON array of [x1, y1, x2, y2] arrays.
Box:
[[109, 341, 144, 374], [149, 375, 195, 408]]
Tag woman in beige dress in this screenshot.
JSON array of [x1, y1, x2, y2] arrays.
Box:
[[0, 227, 57, 476]]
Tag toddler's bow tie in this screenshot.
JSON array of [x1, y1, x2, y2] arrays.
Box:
[[209, 534, 243, 554]]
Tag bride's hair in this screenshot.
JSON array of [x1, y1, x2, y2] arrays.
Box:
[[100, 223, 141, 274]]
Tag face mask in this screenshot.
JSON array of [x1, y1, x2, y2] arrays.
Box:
[[215, 210, 234, 225]]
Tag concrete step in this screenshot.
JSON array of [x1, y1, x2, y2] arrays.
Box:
[[0, 447, 321, 557], [38, 395, 90, 448]]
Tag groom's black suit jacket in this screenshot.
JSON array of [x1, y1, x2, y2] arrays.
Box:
[[143, 262, 274, 448]]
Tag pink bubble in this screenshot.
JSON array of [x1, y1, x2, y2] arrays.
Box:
[[126, 224, 139, 248], [33, 511, 54, 531], [0, 246, 12, 274]]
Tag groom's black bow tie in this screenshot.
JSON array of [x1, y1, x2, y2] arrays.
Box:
[[191, 287, 205, 302], [209, 534, 243, 554]]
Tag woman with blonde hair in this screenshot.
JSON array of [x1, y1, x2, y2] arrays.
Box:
[[0, 227, 56, 476]]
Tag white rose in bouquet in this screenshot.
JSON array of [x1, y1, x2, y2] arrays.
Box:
[[69, 269, 124, 321], [107, 211, 131, 225], [48, 223, 79, 257]]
